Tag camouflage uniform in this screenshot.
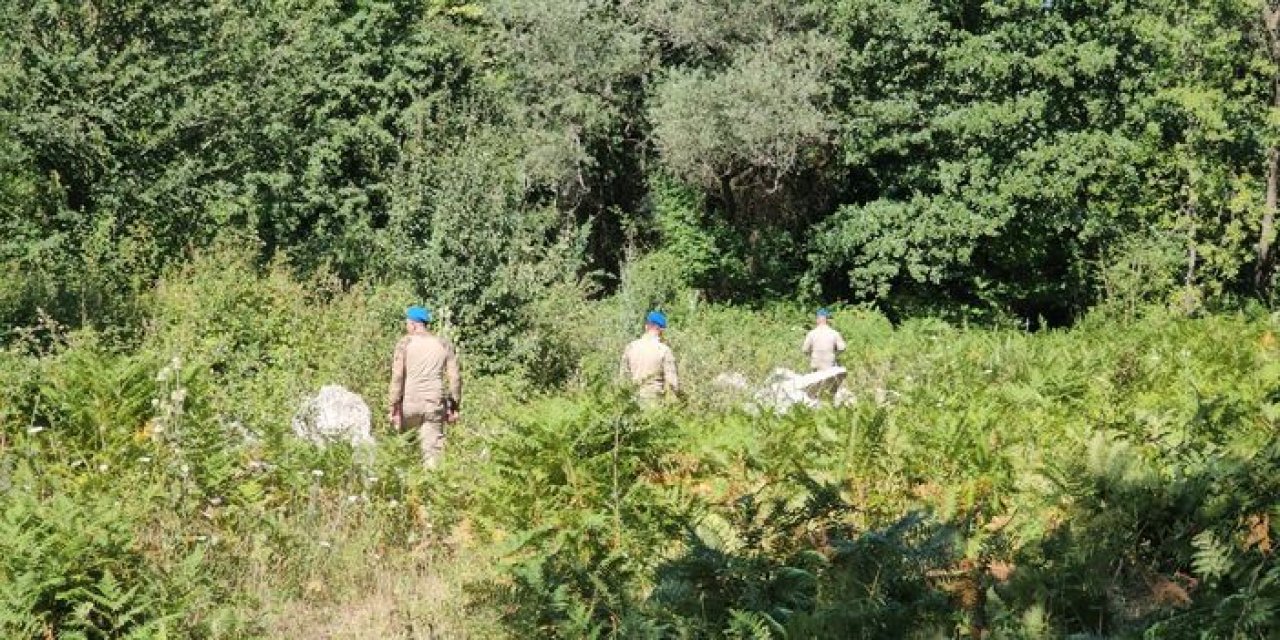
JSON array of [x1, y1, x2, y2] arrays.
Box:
[[389, 332, 461, 467], [802, 324, 846, 398], [802, 324, 846, 371], [620, 334, 679, 402]]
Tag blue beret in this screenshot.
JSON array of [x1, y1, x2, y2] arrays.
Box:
[[406, 306, 432, 324], [645, 310, 667, 329]]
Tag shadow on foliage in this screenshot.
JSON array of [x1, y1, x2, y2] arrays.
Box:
[[999, 435, 1280, 639], [649, 472, 956, 639]]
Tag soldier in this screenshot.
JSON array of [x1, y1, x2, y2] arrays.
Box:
[[802, 308, 846, 371], [620, 310, 679, 403], [388, 305, 461, 468]]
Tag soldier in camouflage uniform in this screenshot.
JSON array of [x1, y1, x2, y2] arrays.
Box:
[[388, 306, 461, 468], [802, 308, 847, 399], [620, 310, 679, 403]]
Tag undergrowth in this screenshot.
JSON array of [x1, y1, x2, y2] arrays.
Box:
[[0, 249, 1277, 638]]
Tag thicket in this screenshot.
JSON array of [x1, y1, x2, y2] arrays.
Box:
[[1, 253, 1277, 637], [0, 249, 538, 637], [4, 1, 1280, 638], [6, 0, 1280, 367], [457, 305, 1280, 638]]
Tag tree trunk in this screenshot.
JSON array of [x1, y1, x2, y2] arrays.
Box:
[[1258, 5, 1280, 290], [719, 173, 736, 222], [1260, 145, 1277, 290], [1185, 201, 1198, 287]]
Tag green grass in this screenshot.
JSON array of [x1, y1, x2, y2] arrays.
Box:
[[1, 255, 1277, 638]]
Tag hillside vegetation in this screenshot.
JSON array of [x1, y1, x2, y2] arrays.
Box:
[[5, 0, 1280, 354], [4, 0, 1280, 638], [1, 253, 1277, 637]]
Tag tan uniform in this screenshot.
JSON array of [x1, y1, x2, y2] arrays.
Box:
[[389, 333, 461, 467], [802, 325, 846, 371], [620, 334, 679, 401]]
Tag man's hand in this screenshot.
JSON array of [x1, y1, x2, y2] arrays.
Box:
[[445, 398, 460, 424], [389, 403, 402, 429]]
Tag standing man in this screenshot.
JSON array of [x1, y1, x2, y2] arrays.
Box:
[[802, 308, 846, 371], [620, 310, 680, 403], [388, 305, 461, 468]]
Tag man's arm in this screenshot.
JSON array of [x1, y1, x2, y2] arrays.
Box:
[[446, 341, 462, 408], [663, 347, 679, 395], [835, 331, 847, 353], [388, 338, 407, 427], [619, 344, 632, 381], [802, 331, 813, 355]]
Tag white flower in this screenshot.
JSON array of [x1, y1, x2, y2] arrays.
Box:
[[180, 464, 190, 476], [365, 476, 378, 484], [26, 426, 44, 435], [311, 469, 324, 477], [138, 457, 152, 464], [196, 535, 208, 542], [346, 495, 359, 503], [388, 499, 399, 508], [318, 541, 332, 548], [98, 464, 109, 472]]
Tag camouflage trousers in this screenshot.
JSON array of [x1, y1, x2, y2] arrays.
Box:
[[402, 406, 446, 468]]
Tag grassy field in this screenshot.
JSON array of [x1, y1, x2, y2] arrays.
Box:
[[1, 254, 1278, 638]]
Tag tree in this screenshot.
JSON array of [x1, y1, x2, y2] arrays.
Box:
[[388, 128, 585, 371], [488, 0, 655, 275], [810, 0, 1273, 321]]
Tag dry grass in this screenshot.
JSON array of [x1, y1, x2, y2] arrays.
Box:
[[261, 550, 507, 639]]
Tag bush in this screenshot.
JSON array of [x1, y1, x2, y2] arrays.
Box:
[[1096, 231, 1188, 320], [388, 129, 587, 374], [4, 246, 1279, 639], [145, 241, 411, 439], [615, 249, 697, 320], [0, 464, 213, 639], [458, 308, 1280, 638]]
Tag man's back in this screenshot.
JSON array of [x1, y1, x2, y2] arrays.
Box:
[[389, 333, 461, 413], [802, 325, 846, 371], [621, 335, 678, 398]]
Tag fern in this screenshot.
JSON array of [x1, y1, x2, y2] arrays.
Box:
[[0, 463, 199, 639], [725, 609, 777, 639], [1191, 531, 1233, 585]]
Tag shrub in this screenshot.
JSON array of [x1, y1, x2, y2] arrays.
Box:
[[145, 241, 410, 439], [0, 464, 208, 639]]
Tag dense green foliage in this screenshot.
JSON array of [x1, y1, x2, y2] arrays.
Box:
[[6, 0, 1280, 360], [460, 304, 1280, 638], [5, 2, 1280, 638], [1, 257, 1278, 637]]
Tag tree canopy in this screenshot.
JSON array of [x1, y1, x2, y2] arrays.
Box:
[[3, 0, 1279, 358]]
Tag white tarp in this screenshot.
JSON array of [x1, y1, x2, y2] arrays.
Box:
[[750, 366, 848, 414]]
